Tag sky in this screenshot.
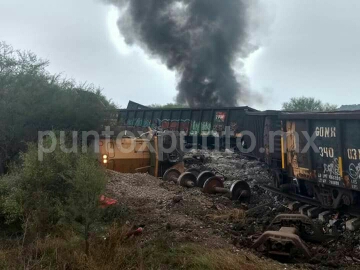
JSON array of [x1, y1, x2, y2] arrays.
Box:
[[0, 0, 359, 110]]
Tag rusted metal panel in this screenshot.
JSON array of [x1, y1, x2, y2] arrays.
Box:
[[286, 120, 315, 180], [284, 115, 360, 192]]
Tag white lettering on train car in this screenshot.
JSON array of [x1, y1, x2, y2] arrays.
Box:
[[315, 127, 336, 138]]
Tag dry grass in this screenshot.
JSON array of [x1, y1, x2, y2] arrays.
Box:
[[0, 223, 283, 270], [206, 209, 247, 224]]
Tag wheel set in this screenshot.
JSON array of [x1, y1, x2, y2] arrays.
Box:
[[162, 168, 251, 203]]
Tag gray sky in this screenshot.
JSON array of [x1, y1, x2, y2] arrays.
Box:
[[1, 0, 359, 109]]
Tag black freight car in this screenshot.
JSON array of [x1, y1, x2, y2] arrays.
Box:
[[115, 106, 282, 164], [117, 106, 256, 138], [116, 106, 255, 150], [275, 111, 360, 209], [243, 111, 282, 167]]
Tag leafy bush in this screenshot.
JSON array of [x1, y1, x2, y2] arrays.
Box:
[[0, 140, 107, 243]]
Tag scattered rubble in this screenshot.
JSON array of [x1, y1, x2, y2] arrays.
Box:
[[105, 170, 288, 269], [107, 150, 360, 269], [184, 150, 360, 268]]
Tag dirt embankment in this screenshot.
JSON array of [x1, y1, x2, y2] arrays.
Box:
[[106, 150, 360, 269], [106, 170, 291, 270]]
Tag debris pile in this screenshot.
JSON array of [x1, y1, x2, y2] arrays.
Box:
[[184, 150, 360, 267], [106, 150, 360, 268]]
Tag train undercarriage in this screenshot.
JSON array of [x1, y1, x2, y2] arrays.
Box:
[[269, 169, 360, 214]]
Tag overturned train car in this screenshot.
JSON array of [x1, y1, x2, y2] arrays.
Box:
[[113, 107, 282, 166], [98, 132, 185, 178], [117, 107, 255, 149]]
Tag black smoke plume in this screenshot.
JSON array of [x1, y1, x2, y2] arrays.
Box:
[[107, 0, 258, 107]]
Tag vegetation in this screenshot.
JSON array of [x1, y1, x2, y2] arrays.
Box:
[[0, 143, 274, 269], [282, 97, 338, 112], [148, 103, 189, 109], [0, 42, 116, 174], [0, 225, 275, 270], [338, 104, 360, 111], [0, 140, 107, 244], [67, 153, 108, 255]]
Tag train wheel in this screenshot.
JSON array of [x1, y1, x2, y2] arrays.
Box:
[[186, 168, 201, 177]]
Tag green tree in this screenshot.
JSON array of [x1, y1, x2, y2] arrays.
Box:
[[0, 42, 116, 173], [67, 153, 107, 255], [338, 104, 360, 111], [282, 97, 338, 112]]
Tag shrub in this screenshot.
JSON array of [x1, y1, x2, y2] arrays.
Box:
[[66, 153, 107, 255], [0, 139, 107, 246]]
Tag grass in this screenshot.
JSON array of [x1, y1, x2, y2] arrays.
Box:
[[206, 209, 247, 223], [0, 223, 282, 270]]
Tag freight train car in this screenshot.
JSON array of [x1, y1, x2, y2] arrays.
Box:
[[116, 106, 255, 147], [272, 111, 360, 210], [113, 106, 282, 165], [243, 111, 282, 167], [106, 104, 360, 211]]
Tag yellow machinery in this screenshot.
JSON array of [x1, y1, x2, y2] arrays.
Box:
[[98, 131, 184, 178]]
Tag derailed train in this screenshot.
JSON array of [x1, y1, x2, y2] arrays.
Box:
[[109, 104, 360, 211]]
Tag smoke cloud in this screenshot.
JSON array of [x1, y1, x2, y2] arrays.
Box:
[[107, 0, 258, 107]]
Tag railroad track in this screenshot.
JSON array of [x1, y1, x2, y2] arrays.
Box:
[[162, 167, 360, 261], [260, 184, 360, 219], [250, 186, 360, 260]]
